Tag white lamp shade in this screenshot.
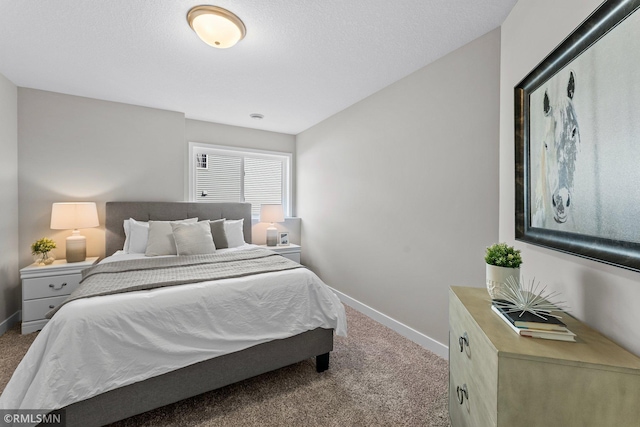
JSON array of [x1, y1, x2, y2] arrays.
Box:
[[260, 204, 285, 223], [50, 202, 99, 230]]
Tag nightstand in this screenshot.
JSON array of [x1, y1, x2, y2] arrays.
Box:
[[259, 244, 301, 264], [20, 257, 99, 334]]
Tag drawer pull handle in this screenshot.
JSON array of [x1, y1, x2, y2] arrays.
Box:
[[456, 384, 468, 404], [48, 305, 55, 309], [49, 282, 67, 290], [459, 332, 469, 352]]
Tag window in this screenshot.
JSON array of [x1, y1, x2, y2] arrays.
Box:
[[189, 142, 292, 217], [195, 154, 208, 169]]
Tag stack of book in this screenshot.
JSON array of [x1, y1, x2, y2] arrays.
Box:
[[491, 301, 576, 342]]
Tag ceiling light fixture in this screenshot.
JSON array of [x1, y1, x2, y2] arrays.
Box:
[[250, 113, 264, 120], [187, 5, 246, 49]]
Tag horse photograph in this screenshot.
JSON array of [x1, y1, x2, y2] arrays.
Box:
[[528, 8, 640, 245]]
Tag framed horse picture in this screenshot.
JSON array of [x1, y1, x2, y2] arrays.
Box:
[[515, 0, 640, 272]]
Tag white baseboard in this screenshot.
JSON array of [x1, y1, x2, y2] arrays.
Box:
[[0, 310, 21, 336], [329, 287, 449, 360]]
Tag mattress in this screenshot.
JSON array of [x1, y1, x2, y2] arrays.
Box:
[[0, 245, 346, 412]]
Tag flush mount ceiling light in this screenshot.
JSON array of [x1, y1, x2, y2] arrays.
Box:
[[187, 5, 246, 49]]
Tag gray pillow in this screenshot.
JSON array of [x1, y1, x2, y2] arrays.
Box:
[[171, 221, 216, 256], [209, 218, 228, 249], [145, 218, 198, 256]]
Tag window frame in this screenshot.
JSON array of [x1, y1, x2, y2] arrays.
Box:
[[188, 142, 292, 217]]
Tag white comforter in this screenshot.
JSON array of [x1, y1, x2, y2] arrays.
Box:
[[0, 246, 347, 412]]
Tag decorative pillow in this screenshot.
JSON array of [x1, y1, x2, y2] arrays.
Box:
[[224, 219, 245, 248], [127, 218, 150, 254], [123, 219, 132, 252], [209, 218, 228, 249], [145, 218, 198, 256], [171, 221, 216, 256]]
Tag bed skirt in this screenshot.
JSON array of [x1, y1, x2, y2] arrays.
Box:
[[60, 327, 333, 427]]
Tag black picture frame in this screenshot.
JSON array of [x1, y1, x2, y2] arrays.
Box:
[[515, 0, 640, 272]]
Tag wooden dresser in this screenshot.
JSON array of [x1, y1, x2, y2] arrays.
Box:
[[449, 286, 640, 427]]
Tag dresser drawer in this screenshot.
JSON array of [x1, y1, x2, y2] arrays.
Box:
[[449, 291, 498, 427], [449, 363, 471, 427], [23, 295, 69, 322], [449, 331, 497, 427], [22, 273, 81, 300]]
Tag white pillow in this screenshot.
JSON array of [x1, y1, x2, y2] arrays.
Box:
[[145, 218, 198, 256], [123, 218, 143, 253], [123, 219, 131, 252], [224, 219, 246, 248], [171, 221, 216, 256], [128, 218, 150, 254]]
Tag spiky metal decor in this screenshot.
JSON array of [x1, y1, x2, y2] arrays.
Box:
[[493, 275, 567, 320]]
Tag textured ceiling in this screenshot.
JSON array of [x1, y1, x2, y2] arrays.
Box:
[[0, 0, 516, 134]]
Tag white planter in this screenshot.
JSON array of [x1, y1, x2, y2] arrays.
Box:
[[486, 264, 519, 300]]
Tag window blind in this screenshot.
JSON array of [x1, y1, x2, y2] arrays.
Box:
[[192, 144, 291, 216], [195, 154, 242, 202], [244, 157, 283, 217]]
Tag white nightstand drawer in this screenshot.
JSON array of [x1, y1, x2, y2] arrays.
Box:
[[22, 273, 81, 300], [23, 295, 69, 322], [20, 257, 98, 334], [281, 252, 301, 263], [258, 244, 301, 264]]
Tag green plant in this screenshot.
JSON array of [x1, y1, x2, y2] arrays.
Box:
[[485, 243, 522, 268], [31, 237, 56, 255]]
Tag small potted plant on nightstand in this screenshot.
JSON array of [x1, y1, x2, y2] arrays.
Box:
[[31, 237, 57, 265], [485, 243, 522, 299]]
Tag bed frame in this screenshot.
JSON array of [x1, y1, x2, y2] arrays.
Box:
[[58, 202, 334, 427]]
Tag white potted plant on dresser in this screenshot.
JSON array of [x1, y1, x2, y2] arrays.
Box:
[[484, 243, 522, 300]]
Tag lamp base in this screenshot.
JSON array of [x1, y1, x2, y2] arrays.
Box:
[[66, 231, 87, 263], [266, 225, 278, 247]]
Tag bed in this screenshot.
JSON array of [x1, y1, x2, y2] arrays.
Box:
[[0, 202, 346, 427]]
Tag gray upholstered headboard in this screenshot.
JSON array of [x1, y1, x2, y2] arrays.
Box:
[[105, 202, 252, 257]]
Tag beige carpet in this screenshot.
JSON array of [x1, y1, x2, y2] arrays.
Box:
[[0, 306, 451, 426]]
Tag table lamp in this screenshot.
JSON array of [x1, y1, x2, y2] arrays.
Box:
[[50, 202, 99, 262], [260, 204, 284, 247]]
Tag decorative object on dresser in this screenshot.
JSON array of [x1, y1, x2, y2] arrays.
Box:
[[491, 276, 574, 341], [484, 243, 522, 299], [50, 202, 100, 262], [20, 257, 99, 334], [449, 286, 640, 427], [30, 237, 57, 265], [260, 204, 285, 247], [490, 305, 575, 342], [492, 275, 567, 321], [259, 243, 301, 264]]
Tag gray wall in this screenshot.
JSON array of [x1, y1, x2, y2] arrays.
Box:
[[18, 89, 186, 267], [0, 73, 19, 328], [186, 119, 296, 153], [296, 29, 501, 346], [500, 0, 640, 356]]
